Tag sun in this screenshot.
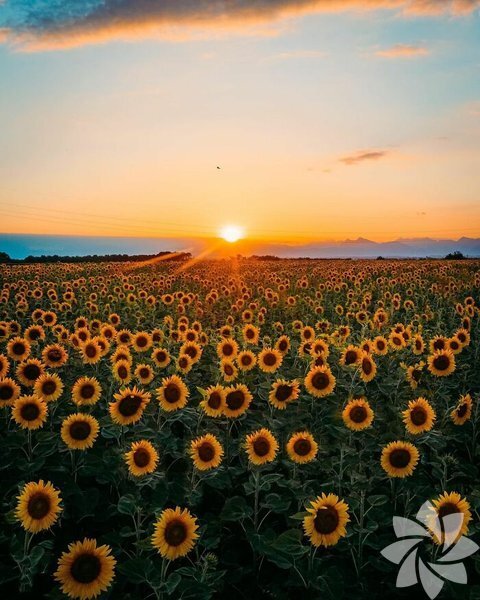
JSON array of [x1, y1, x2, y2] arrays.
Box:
[[220, 225, 244, 243]]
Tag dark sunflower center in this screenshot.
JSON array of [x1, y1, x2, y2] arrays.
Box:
[[80, 384, 95, 399], [164, 384, 180, 403], [198, 443, 215, 462], [263, 353, 276, 366], [433, 355, 450, 371], [185, 347, 197, 359], [133, 448, 151, 467], [241, 355, 252, 366], [139, 368, 150, 379], [0, 385, 14, 400], [345, 350, 358, 365], [29, 329, 40, 340], [12, 342, 26, 355], [224, 364, 234, 375], [119, 334, 130, 343], [208, 392, 221, 410], [362, 359, 372, 375], [156, 351, 167, 362], [293, 439, 311, 456], [433, 339, 445, 350], [389, 448, 411, 469], [311, 372, 329, 390], [246, 329, 255, 339], [47, 349, 62, 362], [222, 344, 233, 356], [349, 405, 367, 423], [119, 394, 142, 416], [85, 345, 97, 358], [314, 506, 339, 535], [118, 365, 129, 379], [412, 369, 421, 382], [253, 437, 270, 457], [137, 336, 147, 347], [278, 340, 288, 351], [226, 390, 244, 410], [164, 521, 187, 547], [23, 364, 40, 380], [437, 502, 462, 532], [42, 381, 57, 395], [410, 406, 427, 426], [457, 403, 468, 418], [275, 385, 292, 402], [70, 553, 101, 584], [377, 341, 385, 350], [21, 402, 40, 421], [27, 492, 51, 520], [70, 420, 91, 440]]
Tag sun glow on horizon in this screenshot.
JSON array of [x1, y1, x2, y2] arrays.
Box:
[[220, 225, 244, 243]]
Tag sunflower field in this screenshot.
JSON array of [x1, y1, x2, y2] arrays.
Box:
[[0, 258, 479, 599]]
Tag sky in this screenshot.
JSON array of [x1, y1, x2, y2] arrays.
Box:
[[1, 0, 480, 246]]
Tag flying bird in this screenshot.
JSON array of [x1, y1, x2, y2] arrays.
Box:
[[217, 166, 221, 169]]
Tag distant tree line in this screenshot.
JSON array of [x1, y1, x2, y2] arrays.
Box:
[[0, 251, 192, 264]]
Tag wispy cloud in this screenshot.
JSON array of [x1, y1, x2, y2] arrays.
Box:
[[375, 43, 429, 58], [268, 49, 328, 60], [0, 1, 479, 51], [339, 150, 389, 166]]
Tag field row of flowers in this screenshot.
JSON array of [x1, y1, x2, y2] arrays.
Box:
[[0, 258, 479, 599]]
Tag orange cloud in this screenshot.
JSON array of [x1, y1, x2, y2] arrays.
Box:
[[375, 43, 429, 57], [1, 0, 479, 52]]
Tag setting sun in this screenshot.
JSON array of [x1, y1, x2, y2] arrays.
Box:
[[220, 225, 244, 243]]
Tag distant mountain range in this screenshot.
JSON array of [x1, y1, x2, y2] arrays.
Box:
[[251, 237, 480, 258], [1, 233, 479, 260]]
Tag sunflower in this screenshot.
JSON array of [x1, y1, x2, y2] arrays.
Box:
[[258, 348, 283, 373], [61, 414, 99, 450], [80, 340, 102, 365], [157, 375, 189, 412], [16, 358, 45, 387], [7, 337, 31, 362], [286, 431, 318, 464], [25, 325, 46, 344], [72, 377, 101, 406], [219, 358, 238, 382], [428, 491, 472, 545], [372, 336, 389, 356], [151, 348, 171, 368], [16, 480, 62, 533], [275, 335, 291, 354], [152, 507, 199, 560], [111, 345, 133, 365], [339, 345, 361, 367], [176, 353, 193, 374], [402, 397, 436, 435], [132, 331, 152, 353], [429, 336, 448, 353], [180, 341, 202, 364], [245, 428, 278, 465], [304, 366, 336, 398], [404, 361, 425, 390], [427, 350, 455, 377], [134, 363, 154, 385], [55, 538, 116, 600], [109, 387, 151, 425], [34, 373, 64, 402], [451, 394, 473, 425], [42, 343, 68, 368], [359, 353, 377, 383], [243, 324, 260, 345], [303, 493, 350, 547], [0, 353, 9, 378], [342, 398, 374, 431], [268, 379, 300, 409], [12, 395, 48, 430], [190, 434, 224, 471], [389, 332, 407, 351], [125, 440, 159, 476], [199, 385, 226, 417], [112, 359, 132, 384], [223, 384, 253, 418], [237, 350, 256, 371], [0, 377, 20, 408], [217, 338, 239, 360], [381, 441, 419, 478]]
